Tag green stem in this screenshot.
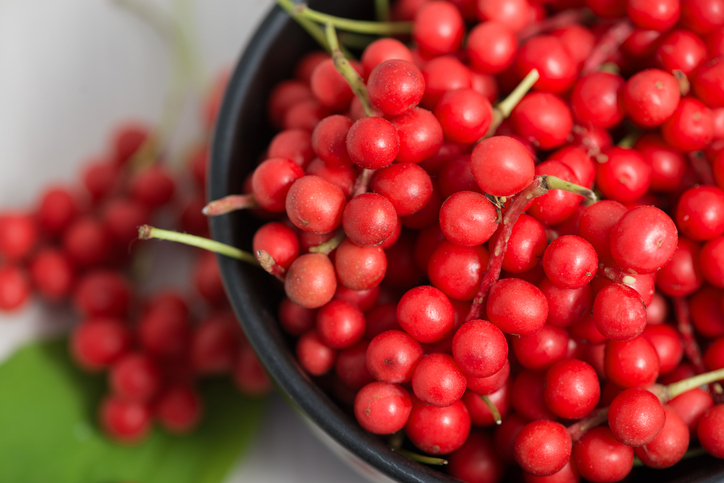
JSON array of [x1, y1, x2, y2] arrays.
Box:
[[296, 4, 412, 35], [541, 175, 597, 202], [375, 0, 391, 22], [325, 23, 374, 116], [393, 448, 448, 466], [497, 69, 540, 118], [481, 395, 502, 425], [668, 367, 724, 399], [138, 225, 258, 265], [202, 194, 259, 216], [276, 0, 332, 53], [309, 229, 346, 255]]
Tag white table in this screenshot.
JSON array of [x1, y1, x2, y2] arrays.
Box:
[[0, 2, 369, 482]]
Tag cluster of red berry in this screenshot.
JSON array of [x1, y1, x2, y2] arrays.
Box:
[[0, 72, 272, 444], [186, 0, 724, 480]]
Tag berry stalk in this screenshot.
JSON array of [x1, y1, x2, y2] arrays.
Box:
[[138, 225, 258, 265], [256, 250, 286, 281], [202, 193, 259, 216], [309, 229, 345, 255], [466, 176, 595, 322], [480, 395, 502, 425], [276, 0, 334, 54], [295, 3, 413, 35], [487, 69, 540, 136], [581, 20, 634, 75], [325, 23, 374, 116], [673, 297, 707, 374], [517, 8, 592, 42]]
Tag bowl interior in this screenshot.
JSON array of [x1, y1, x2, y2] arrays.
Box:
[[209, 3, 724, 482]]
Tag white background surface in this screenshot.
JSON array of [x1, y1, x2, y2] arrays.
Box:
[[0, 1, 369, 482]]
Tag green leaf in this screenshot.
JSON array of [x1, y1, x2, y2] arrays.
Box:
[[0, 339, 267, 483]]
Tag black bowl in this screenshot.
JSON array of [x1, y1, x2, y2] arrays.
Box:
[[209, 2, 724, 482]]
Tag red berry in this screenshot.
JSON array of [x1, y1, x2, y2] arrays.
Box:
[[99, 396, 151, 443]]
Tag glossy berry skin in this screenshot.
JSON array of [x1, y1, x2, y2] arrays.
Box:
[[62, 217, 111, 268], [405, 399, 471, 454], [29, 248, 74, 302], [516, 36, 576, 94], [513, 324, 569, 371], [605, 336, 660, 388], [397, 285, 455, 343], [37, 186, 79, 237], [0, 266, 31, 311], [428, 242, 488, 302], [573, 426, 634, 483], [156, 384, 202, 434], [71, 318, 131, 372], [310, 59, 353, 111], [284, 253, 337, 309], [371, 163, 433, 216], [413, 1, 465, 57], [296, 330, 336, 376], [439, 191, 497, 247], [367, 60, 424, 116], [316, 300, 365, 350], [634, 133, 687, 193], [251, 157, 305, 212], [596, 147, 652, 205], [609, 387, 666, 447], [634, 405, 690, 468], [694, 57, 724, 108], [675, 186, 724, 241], [412, 352, 467, 407], [346, 117, 400, 169], [487, 278, 548, 337], [252, 222, 299, 270], [542, 235, 597, 289], [610, 206, 678, 274], [662, 97, 714, 152], [110, 353, 161, 403], [623, 69, 680, 127], [466, 21, 518, 74], [527, 161, 581, 226], [366, 330, 423, 383], [448, 431, 506, 483], [434, 89, 492, 144], [497, 214, 547, 273], [628, 0, 681, 31], [390, 108, 444, 164], [342, 193, 397, 247], [698, 405, 724, 458], [354, 382, 412, 434], [570, 72, 626, 129], [334, 239, 387, 291], [701, 236, 724, 287], [472, 136, 535, 197], [544, 359, 600, 419], [311, 115, 353, 166], [511, 92, 573, 150], [466, 359, 510, 396], [452, 319, 507, 378], [99, 397, 151, 444], [514, 420, 572, 477], [681, 0, 724, 35], [656, 237, 704, 296], [655, 30, 708, 75], [360, 38, 413, 78], [420, 56, 472, 110], [286, 175, 346, 234], [593, 283, 648, 341]]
